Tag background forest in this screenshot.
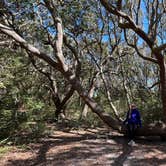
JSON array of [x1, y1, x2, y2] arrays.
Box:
[[0, 0, 165, 142]]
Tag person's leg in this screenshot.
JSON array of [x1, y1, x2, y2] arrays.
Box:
[[127, 124, 133, 141], [130, 123, 135, 140], [130, 124, 137, 145], [127, 123, 136, 145]]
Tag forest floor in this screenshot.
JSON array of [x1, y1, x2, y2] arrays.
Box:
[[0, 125, 166, 166]]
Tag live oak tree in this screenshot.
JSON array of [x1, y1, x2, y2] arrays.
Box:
[[100, 0, 166, 120], [0, 0, 166, 138]]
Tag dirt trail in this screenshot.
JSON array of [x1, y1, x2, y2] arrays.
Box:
[[0, 128, 166, 166]]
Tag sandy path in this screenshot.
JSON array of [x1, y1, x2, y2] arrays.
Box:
[[0, 128, 166, 166]]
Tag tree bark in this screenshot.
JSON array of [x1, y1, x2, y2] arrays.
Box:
[[158, 58, 166, 122], [81, 81, 96, 118], [100, 68, 122, 122]]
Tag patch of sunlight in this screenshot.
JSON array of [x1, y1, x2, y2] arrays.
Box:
[[0, 146, 11, 158], [105, 152, 122, 158], [144, 148, 166, 160], [106, 139, 117, 144]]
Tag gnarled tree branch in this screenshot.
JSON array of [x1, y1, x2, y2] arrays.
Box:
[[0, 23, 60, 70]]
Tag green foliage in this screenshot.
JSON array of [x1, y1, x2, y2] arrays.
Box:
[[82, 111, 104, 128], [23, 121, 46, 138], [137, 96, 163, 124], [0, 110, 13, 138], [0, 146, 11, 158], [26, 97, 44, 113], [0, 48, 52, 141]]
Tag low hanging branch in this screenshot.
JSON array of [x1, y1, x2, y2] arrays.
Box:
[[1, 1, 166, 137], [0, 23, 61, 70]]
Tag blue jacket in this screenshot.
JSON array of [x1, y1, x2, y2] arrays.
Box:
[[124, 109, 142, 127]]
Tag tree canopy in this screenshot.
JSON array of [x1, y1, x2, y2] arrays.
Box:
[[0, 0, 166, 139]]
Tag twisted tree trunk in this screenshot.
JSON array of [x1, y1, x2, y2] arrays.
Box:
[[158, 58, 166, 122]]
